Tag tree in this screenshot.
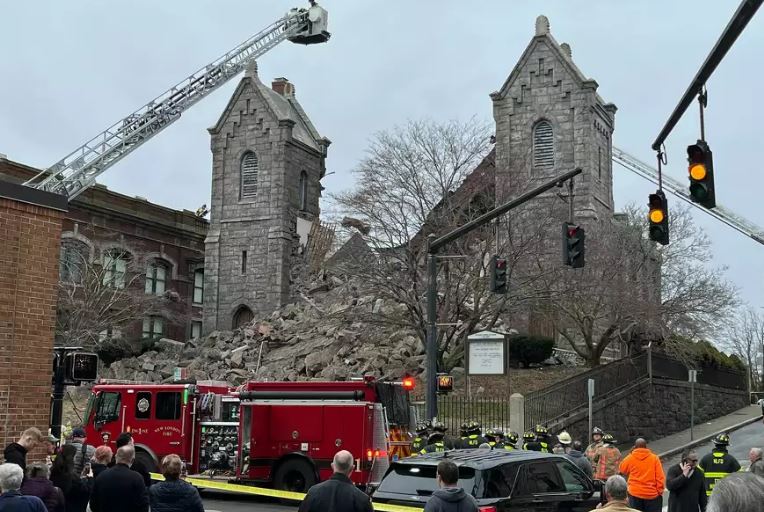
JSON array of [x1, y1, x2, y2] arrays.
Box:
[[542, 203, 738, 366], [331, 118, 553, 369], [725, 307, 764, 390]]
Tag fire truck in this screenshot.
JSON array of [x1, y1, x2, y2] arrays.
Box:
[[82, 376, 415, 491]]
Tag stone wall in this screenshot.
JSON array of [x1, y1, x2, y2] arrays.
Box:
[[0, 180, 66, 452], [558, 377, 749, 445]]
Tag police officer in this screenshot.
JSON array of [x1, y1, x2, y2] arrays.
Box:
[[698, 433, 741, 497], [459, 421, 488, 448], [484, 428, 504, 448], [410, 422, 430, 454], [503, 431, 519, 451], [585, 426, 604, 462], [521, 431, 537, 451]]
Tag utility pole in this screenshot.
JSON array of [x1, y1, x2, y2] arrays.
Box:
[[425, 167, 582, 420]]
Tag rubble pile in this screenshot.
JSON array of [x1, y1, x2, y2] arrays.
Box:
[[101, 276, 426, 385]]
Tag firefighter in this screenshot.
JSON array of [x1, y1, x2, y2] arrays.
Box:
[[585, 426, 604, 462], [698, 433, 741, 497], [522, 431, 537, 451], [534, 424, 551, 453], [503, 431, 519, 451], [431, 421, 455, 449], [594, 433, 622, 481], [410, 422, 430, 455], [420, 430, 448, 454], [459, 421, 488, 448], [484, 428, 504, 448]]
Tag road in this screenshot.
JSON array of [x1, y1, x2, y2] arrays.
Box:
[[201, 423, 764, 511]]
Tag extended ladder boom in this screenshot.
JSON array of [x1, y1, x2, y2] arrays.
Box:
[[612, 146, 764, 245], [25, 5, 329, 199]]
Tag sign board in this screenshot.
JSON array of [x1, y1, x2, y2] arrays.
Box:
[[437, 375, 454, 393], [688, 370, 698, 383], [466, 330, 507, 376], [174, 367, 188, 381]]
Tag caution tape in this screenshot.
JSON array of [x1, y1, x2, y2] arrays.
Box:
[[150, 473, 423, 512]]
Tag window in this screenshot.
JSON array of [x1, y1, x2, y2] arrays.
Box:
[[135, 391, 152, 420], [533, 120, 554, 169], [142, 316, 164, 339], [191, 321, 202, 339], [517, 462, 565, 495], [103, 250, 128, 289], [298, 170, 308, 211], [193, 269, 204, 305], [554, 460, 590, 493], [376, 464, 477, 496], [241, 251, 247, 275], [233, 306, 254, 329], [98, 327, 122, 343], [240, 151, 259, 199], [145, 262, 168, 295], [60, 240, 88, 283], [598, 147, 602, 180], [156, 392, 181, 420], [484, 464, 520, 498], [95, 392, 121, 423]]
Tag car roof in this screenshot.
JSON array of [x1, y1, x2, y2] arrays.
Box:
[[394, 449, 564, 470]]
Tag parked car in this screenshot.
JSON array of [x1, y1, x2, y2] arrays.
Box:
[[372, 449, 602, 511]]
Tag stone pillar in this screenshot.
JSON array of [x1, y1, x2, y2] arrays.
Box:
[[509, 393, 525, 435], [0, 180, 66, 450]]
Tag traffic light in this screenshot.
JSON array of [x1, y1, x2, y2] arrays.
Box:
[[687, 140, 716, 208], [64, 352, 98, 382], [489, 255, 507, 294], [402, 376, 415, 390], [562, 223, 585, 268], [648, 190, 669, 245]]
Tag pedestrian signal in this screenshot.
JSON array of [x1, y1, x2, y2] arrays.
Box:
[[65, 352, 98, 382], [648, 190, 669, 245], [437, 375, 454, 393]]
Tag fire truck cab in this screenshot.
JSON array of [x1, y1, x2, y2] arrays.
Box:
[[82, 377, 414, 491]]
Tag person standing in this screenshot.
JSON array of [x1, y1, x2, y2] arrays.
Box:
[[424, 459, 478, 512], [595, 434, 622, 481], [747, 447, 764, 477], [19, 464, 64, 512], [148, 455, 203, 512], [49, 445, 90, 512], [588, 475, 639, 512], [557, 431, 572, 453], [67, 430, 94, 477], [697, 434, 740, 497], [0, 463, 47, 512], [89, 446, 148, 512], [297, 450, 372, 512], [618, 438, 664, 512], [586, 427, 604, 462], [567, 440, 593, 479], [3, 429, 43, 473], [411, 423, 430, 454], [110, 433, 151, 488], [666, 450, 707, 512], [706, 472, 764, 512], [90, 447, 112, 480]]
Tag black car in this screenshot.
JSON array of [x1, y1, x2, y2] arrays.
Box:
[[372, 449, 602, 511]]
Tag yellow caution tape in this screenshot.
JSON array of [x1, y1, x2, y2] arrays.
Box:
[[150, 473, 423, 511]]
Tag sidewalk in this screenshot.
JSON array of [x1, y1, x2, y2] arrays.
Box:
[[649, 404, 762, 459]]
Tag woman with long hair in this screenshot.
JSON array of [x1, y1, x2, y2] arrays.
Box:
[[49, 445, 90, 512]]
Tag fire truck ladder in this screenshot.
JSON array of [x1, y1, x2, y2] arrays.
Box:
[[24, 5, 329, 200], [612, 146, 764, 246]]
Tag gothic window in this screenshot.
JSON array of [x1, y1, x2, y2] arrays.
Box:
[[193, 269, 204, 305], [103, 249, 129, 289], [145, 261, 168, 295], [233, 306, 254, 329], [533, 120, 554, 169], [240, 151, 259, 199], [60, 239, 88, 284], [298, 170, 308, 211]]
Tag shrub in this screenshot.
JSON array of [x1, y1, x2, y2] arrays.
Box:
[[509, 335, 555, 367]]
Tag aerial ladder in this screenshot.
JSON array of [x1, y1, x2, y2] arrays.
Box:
[[24, 4, 330, 200], [612, 146, 764, 246]]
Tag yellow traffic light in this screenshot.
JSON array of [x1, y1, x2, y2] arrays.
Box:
[[649, 209, 665, 224], [689, 163, 707, 181]]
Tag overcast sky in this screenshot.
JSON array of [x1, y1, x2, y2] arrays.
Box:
[[2, 1, 763, 311]]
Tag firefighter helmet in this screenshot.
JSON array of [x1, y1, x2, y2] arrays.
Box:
[[507, 431, 520, 445], [431, 421, 447, 433], [523, 431, 535, 441], [467, 420, 482, 435], [534, 424, 548, 436], [602, 433, 616, 444], [459, 422, 470, 436], [415, 422, 429, 435], [713, 433, 730, 446], [592, 426, 604, 435], [485, 428, 504, 440], [557, 431, 572, 445]]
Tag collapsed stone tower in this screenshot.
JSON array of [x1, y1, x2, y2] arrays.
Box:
[[203, 63, 329, 332]]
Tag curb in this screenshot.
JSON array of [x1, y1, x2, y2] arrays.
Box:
[[658, 415, 762, 460]]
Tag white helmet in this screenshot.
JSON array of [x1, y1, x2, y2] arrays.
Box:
[[557, 431, 572, 445]]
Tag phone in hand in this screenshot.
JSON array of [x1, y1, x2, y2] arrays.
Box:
[[82, 462, 92, 478]]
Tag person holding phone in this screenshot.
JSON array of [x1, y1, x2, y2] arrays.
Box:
[[666, 450, 707, 512]]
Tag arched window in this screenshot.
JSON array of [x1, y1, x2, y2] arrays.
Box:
[[533, 120, 554, 169], [145, 261, 169, 295], [240, 151, 259, 199], [233, 305, 254, 329], [60, 239, 89, 284], [298, 170, 308, 211]]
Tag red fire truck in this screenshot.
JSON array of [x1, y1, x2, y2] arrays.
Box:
[[82, 377, 415, 491]]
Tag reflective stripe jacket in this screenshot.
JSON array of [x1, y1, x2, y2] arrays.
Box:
[[698, 450, 741, 496], [594, 445, 622, 480], [585, 441, 603, 462], [420, 442, 446, 454]]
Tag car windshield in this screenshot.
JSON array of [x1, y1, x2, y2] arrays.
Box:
[[376, 463, 477, 496]]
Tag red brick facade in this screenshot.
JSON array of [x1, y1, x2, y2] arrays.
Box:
[[0, 186, 65, 451]]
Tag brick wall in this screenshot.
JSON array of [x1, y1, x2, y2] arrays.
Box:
[[0, 182, 66, 453]]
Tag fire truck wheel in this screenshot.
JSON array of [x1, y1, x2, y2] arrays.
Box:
[[135, 450, 158, 474], [273, 458, 316, 493]]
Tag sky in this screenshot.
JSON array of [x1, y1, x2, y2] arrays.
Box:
[[1, 1, 763, 310]]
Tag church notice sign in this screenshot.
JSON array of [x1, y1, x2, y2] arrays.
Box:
[[466, 330, 507, 376]]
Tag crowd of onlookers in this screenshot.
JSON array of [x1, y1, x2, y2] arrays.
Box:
[[0, 427, 203, 512]]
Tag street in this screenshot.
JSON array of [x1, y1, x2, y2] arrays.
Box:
[[202, 491, 297, 512]]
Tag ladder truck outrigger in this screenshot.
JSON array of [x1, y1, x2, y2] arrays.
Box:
[[24, 3, 330, 200]]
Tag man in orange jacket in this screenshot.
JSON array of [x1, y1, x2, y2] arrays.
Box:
[[618, 438, 665, 512]]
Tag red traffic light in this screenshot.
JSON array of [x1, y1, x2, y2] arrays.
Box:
[[402, 377, 415, 390]]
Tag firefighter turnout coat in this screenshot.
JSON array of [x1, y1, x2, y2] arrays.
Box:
[[698, 449, 741, 496]]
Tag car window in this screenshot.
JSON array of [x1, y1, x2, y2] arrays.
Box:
[[376, 464, 476, 496], [554, 459, 590, 492], [518, 462, 565, 495], [484, 463, 519, 498]]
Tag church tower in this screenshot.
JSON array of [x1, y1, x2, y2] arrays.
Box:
[[203, 63, 329, 332]]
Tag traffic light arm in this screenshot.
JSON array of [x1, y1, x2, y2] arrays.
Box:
[[424, 167, 582, 422]]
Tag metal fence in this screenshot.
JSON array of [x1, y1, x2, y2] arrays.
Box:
[[412, 395, 510, 433], [651, 352, 747, 390], [523, 354, 649, 428]]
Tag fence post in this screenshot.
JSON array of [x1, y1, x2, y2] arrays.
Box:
[[510, 393, 524, 435]]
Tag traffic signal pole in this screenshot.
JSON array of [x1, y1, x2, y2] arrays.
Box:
[[424, 167, 582, 420], [50, 350, 67, 440]]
